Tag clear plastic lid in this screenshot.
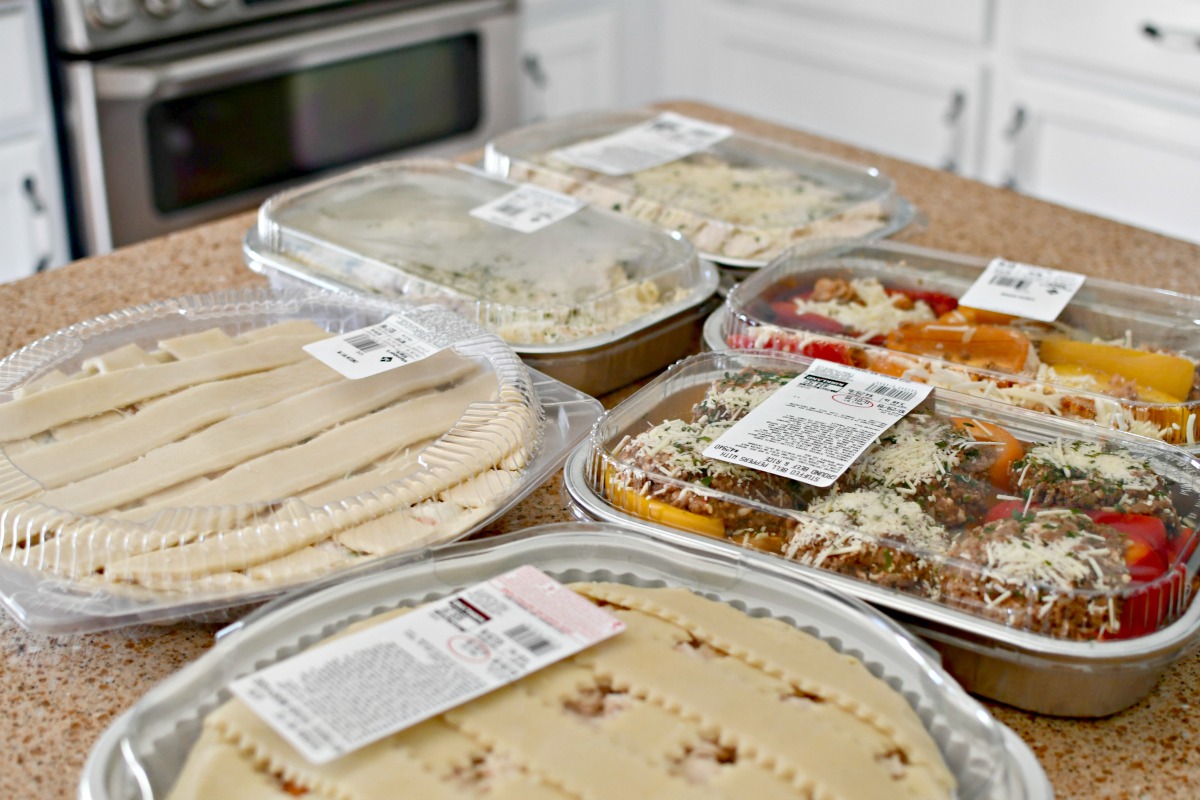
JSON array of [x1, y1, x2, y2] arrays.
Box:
[[484, 108, 917, 266], [0, 288, 603, 633], [249, 158, 714, 352], [722, 239, 1200, 448], [581, 350, 1200, 642], [79, 524, 1048, 800]]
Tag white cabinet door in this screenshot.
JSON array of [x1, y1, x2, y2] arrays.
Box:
[[0, 4, 36, 128], [518, 4, 620, 122], [663, 2, 988, 175], [987, 75, 1200, 244], [0, 136, 56, 282]]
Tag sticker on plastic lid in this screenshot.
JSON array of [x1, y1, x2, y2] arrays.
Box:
[[469, 183, 586, 233], [304, 305, 487, 380], [231, 565, 625, 764], [552, 111, 733, 176], [703, 359, 932, 487], [956, 257, 1086, 322]]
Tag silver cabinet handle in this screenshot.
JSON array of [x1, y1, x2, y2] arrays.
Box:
[[940, 90, 966, 173], [1002, 106, 1027, 190], [522, 53, 547, 89], [21, 176, 52, 273], [1142, 22, 1200, 51]]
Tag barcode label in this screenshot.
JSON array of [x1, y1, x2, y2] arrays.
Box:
[[231, 566, 624, 765], [469, 184, 585, 233], [552, 112, 733, 176], [957, 257, 1085, 322], [988, 274, 1029, 290], [505, 624, 556, 656], [865, 381, 917, 401], [704, 359, 931, 488], [303, 306, 488, 380], [345, 333, 385, 353]]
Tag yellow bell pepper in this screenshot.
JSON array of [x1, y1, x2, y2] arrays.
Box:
[[1038, 338, 1194, 402], [605, 468, 725, 539], [1049, 363, 1181, 404]]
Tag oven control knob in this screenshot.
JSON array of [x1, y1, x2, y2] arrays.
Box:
[[85, 0, 135, 27], [192, 0, 230, 8], [142, 0, 185, 17]]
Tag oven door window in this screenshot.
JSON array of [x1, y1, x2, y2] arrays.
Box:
[[146, 34, 481, 214]]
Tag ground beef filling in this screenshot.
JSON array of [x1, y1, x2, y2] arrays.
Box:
[[783, 490, 949, 594], [690, 368, 798, 424], [616, 418, 801, 535], [841, 415, 997, 527], [1011, 441, 1179, 530], [942, 511, 1129, 639]]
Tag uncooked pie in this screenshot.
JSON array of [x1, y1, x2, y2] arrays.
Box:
[[0, 321, 540, 594], [165, 582, 956, 799]]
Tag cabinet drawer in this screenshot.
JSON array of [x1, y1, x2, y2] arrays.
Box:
[[728, 0, 992, 45], [997, 76, 1200, 244], [1011, 0, 1200, 94], [702, 6, 986, 173]]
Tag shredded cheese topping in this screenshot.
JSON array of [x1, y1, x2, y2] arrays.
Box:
[[1020, 440, 1158, 493], [792, 278, 935, 340], [788, 489, 950, 560], [848, 416, 966, 490], [977, 515, 1120, 592]]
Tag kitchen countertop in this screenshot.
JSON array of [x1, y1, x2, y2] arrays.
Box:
[[3, 101, 1200, 799]]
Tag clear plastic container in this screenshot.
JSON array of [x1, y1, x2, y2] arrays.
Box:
[[79, 523, 1051, 800], [718, 239, 1200, 448], [246, 157, 717, 353], [0, 288, 603, 633], [563, 350, 1200, 715], [483, 108, 918, 267]]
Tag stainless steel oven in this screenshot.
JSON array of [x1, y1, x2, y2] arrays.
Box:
[[44, 0, 518, 256]]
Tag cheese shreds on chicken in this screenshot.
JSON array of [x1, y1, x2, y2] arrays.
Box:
[[793, 278, 935, 341]]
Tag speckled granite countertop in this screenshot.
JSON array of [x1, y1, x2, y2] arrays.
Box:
[[3, 101, 1199, 799]]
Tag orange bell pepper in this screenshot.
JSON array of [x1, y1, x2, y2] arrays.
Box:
[[937, 306, 1019, 326], [952, 417, 1024, 491], [884, 321, 1032, 373]]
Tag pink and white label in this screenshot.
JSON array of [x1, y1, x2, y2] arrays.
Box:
[[231, 566, 624, 764]]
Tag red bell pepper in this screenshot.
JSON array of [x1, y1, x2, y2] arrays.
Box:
[[885, 287, 959, 318], [1083, 511, 1169, 565], [766, 301, 846, 334], [983, 499, 1033, 523]]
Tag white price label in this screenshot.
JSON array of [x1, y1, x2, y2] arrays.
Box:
[[469, 183, 586, 233], [552, 112, 733, 176], [703, 360, 932, 487], [957, 257, 1086, 322], [304, 305, 487, 380], [231, 566, 625, 764]]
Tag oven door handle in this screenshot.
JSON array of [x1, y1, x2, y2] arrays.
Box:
[[93, 0, 512, 100]]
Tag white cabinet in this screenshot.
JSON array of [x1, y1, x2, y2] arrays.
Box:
[[662, 1, 989, 174], [518, 0, 621, 122], [0, 0, 69, 280], [516, 0, 660, 123], [0, 136, 58, 281], [987, 75, 1200, 243], [657, 0, 1200, 244], [986, 0, 1200, 243]]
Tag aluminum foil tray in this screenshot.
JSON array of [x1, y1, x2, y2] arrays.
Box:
[[79, 523, 1051, 799]]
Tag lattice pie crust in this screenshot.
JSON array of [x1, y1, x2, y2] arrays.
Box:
[[165, 583, 955, 799], [0, 322, 538, 594]]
